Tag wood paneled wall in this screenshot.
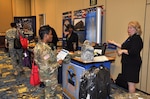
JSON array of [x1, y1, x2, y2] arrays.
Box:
[[0, 0, 13, 33]]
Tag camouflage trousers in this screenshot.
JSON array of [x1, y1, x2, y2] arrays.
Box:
[[43, 80, 62, 99], [9, 48, 23, 73]]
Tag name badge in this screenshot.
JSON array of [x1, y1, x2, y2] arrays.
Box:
[[44, 54, 50, 60]]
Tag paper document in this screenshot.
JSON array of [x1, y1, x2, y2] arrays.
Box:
[[57, 49, 69, 61], [94, 55, 108, 62], [94, 49, 102, 55]]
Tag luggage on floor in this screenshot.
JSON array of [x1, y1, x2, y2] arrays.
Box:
[[79, 65, 110, 99], [115, 73, 128, 90]]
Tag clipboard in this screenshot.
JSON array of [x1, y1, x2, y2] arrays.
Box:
[[57, 49, 69, 61]]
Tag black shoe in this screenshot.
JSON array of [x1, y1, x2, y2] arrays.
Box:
[[12, 73, 20, 78], [110, 78, 115, 84], [39, 82, 45, 88], [20, 70, 25, 74]]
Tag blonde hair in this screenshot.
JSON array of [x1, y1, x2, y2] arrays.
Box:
[[128, 21, 142, 35]]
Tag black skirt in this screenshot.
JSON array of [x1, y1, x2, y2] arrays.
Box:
[[122, 62, 141, 83]]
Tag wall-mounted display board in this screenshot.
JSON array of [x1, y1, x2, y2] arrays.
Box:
[[14, 16, 36, 37]]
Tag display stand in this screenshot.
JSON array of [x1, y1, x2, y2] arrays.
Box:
[[62, 56, 114, 99]]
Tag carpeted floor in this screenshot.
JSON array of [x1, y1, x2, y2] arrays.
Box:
[[0, 49, 40, 99], [0, 49, 62, 99], [0, 48, 150, 99]]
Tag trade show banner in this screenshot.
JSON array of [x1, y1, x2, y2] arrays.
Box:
[[73, 9, 86, 46], [85, 7, 103, 44], [85, 11, 97, 43], [73, 9, 86, 19], [73, 6, 104, 46], [62, 11, 72, 34]]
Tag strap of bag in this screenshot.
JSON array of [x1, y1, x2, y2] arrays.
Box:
[[15, 29, 20, 38], [32, 60, 39, 68], [32, 60, 35, 67]]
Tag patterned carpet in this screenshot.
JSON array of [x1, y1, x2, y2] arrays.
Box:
[[0, 48, 150, 99], [0, 49, 62, 99], [0, 49, 41, 99]]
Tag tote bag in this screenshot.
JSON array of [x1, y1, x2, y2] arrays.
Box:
[[30, 61, 41, 86], [20, 34, 28, 49], [14, 31, 28, 49]]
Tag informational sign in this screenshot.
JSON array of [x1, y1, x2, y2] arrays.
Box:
[[14, 16, 36, 37], [63, 63, 85, 99]]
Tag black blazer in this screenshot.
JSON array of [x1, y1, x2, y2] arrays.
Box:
[[121, 34, 143, 64], [66, 32, 78, 51]]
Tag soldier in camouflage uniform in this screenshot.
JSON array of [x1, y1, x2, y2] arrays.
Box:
[[5, 22, 24, 76], [33, 25, 63, 99]]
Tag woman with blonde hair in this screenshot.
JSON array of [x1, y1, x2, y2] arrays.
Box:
[[108, 21, 143, 93]]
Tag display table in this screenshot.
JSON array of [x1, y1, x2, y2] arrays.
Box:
[[62, 56, 115, 99]]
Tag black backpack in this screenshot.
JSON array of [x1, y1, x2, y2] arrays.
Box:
[[115, 73, 128, 90], [97, 66, 110, 99], [14, 31, 22, 49], [79, 66, 110, 99]]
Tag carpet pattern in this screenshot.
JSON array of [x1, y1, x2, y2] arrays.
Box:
[[0, 51, 40, 99], [0, 49, 62, 99]]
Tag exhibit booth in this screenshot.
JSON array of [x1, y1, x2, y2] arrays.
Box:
[[61, 6, 112, 99]]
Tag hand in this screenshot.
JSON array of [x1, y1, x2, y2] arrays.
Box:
[[56, 49, 61, 53], [117, 49, 128, 56], [107, 40, 121, 48], [5, 45, 8, 48], [5, 43, 8, 48], [107, 40, 116, 45], [117, 50, 122, 56], [57, 59, 63, 65]]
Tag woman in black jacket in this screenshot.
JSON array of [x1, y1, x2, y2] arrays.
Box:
[[65, 24, 78, 52], [108, 21, 143, 93]]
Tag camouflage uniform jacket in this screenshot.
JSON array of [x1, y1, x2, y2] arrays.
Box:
[[5, 28, 17, 49], [5, 28, 23, 49], [33, 41, 60, 82]]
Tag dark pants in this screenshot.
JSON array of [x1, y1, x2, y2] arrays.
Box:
[[57, 66, 62, 85]]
